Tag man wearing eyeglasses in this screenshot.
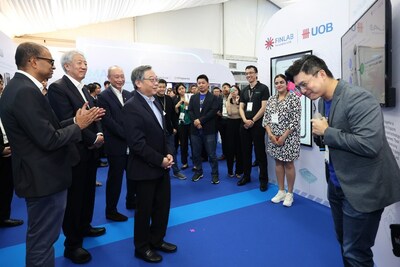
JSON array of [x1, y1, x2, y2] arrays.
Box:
[[285, 55, 400, 267], [123, 65, 177, 263], [48, 50, 106, 264], [0, 42, 103, 267], [238, 65, 270, 191]]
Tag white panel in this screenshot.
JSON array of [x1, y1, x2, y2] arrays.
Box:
[[136, 4, 223, 54]]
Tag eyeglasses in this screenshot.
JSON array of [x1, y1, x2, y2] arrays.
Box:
[[295, 69, 320, 92], [143, 77, 159, 83], [36, 56, 55, 66]]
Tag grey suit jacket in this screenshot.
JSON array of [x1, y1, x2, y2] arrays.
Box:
[[319, 79, 400, 212]]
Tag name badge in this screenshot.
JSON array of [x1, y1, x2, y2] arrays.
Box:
[[324, 145, 329, 164], [222, 106, 228, 116], [271, 113, 279, 124], [246, 102, 253, 112], [179, 112, 185, 120]]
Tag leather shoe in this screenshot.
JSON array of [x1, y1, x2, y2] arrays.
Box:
[[135, 249, 162, 263], [260, 181, 268, 192], [0, 219, 24, 227], [152, 241, 177, 253], [106, 211, 128, 222], [237, 177, 250, 186], [84, 226, 106, 237], [64, 247, 92, 264]]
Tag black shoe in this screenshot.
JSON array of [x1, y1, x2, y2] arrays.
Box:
[[64, 247, 92, 264], [84, 226, 106, 237], [211, 175, 220, 184], [237, 177, 250, 186], [135, 249, 162, 263], [152, 241, 177, 253], [191, 172, 203, 182], [260, 181, 268, 192], [126, 202, 136, 210], [252, 160, 259, 167], [106, 211, 128, 222], [0, 218, 24, 227]]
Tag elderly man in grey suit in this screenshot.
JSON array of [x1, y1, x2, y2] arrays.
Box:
[[0, 42, 103, 267], [286, 55, 400, 267]]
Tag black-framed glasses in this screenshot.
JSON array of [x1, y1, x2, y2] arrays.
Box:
[[36, 57, 55, 66], [295, 69, 320, 92], [143, 77, 159, 83]]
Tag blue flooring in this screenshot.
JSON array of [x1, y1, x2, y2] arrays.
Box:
[[0, 146, 342, 267]]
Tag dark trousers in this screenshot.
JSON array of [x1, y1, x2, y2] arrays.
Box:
[[240, 123, 268, 182], [328, 180, 383, 267], [178, 124, 190, 165], [134, 174, 171, 251], [0, 156, 13, 220], [191, 133, 218, 176], [106, 154, 135, 213], [226, 118, 243, 175], [217, 118, 228, 156], [26, 190, 67, 267], [63, 151, 98, 249]]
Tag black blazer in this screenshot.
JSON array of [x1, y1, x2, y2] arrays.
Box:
[[97, 87, 132, 156], [48, 75, 102, 160], [123, 90, 172, 181], [188, 91, 219, 135], [0, 73, 81, 198], [154, 94, 178, 135]]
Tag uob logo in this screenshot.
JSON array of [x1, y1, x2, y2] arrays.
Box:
[[302, 22, 333, 39]]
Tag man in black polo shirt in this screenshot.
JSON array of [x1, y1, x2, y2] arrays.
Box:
[[238, 65, 270, 191]]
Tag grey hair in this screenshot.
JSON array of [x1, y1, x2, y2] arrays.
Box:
[[60, 50, 85, 73], [107, 65, 123, 78], [131, 65, 152, 90]]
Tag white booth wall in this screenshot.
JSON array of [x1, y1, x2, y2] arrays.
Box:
[[257, 0, 400, 266]]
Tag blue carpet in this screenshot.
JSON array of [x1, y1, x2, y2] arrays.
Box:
[[0, 146, 342, 267]]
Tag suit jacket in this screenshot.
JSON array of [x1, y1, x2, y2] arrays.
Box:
[[188, 91, 219, 135], [123, 90, 172, 181], [319, 79, 400, 212], [97, 87, 132, 156], [154, 94, 178, 135], [0, 73, 81, 198], [48, 75, 102, 160]]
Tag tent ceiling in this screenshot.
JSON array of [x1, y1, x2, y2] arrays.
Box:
[[0, 0, 228, 37]]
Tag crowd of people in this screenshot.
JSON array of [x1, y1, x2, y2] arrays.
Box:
[[1, 42, 399, 267]]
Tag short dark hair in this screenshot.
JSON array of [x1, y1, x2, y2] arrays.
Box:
[[87, 83, 97, 93], [285, 55, 333, 82], [104, 80, 110, 87], [197, 74, 209, 83], [222, 82, 230, 88], [0, 73, 3, 81], [158, 78, 167, 85], [245, 65, 258, 73], [15, 42, 46, 69], [212, 86, 221, 91], [93, 82, 101, 88]]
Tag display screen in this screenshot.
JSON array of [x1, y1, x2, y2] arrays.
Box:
[[341, 0, 392, 106]]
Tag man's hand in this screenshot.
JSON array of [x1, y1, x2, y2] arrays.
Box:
[[75, 102, 105, 129], [243, 119, 254, 129], [1, 146, 11, 157], [161, 154, 174, 169], [311, 117, 329, 136]]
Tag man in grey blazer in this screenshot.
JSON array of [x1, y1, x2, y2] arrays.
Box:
[[285, 55, 400, 267], [0, 42, 102, 267]]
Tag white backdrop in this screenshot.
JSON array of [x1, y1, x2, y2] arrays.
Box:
[[256, 0, 400, 266]]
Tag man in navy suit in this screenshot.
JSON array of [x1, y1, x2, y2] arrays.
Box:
[[123, 65, 177, 263], [97, 65, 136, 221], [0, 42, 102, 267], [286, 55, 400, 267], [48, 50, 106, 264], [188, 74, 220, 184]]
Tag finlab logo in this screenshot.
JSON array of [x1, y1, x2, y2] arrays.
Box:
[[302, 22, 333, 39], [265, 37, 274, 50], [265, 33, 294, 50]]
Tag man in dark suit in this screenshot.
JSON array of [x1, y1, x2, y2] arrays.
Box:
[[188, 74, 220, 184], [0, 42, 102, 267], [123, 65, 177, 263], [0, 73, 23, 228], [286, 55, 400, 267], [48, 50, 106, 264], [97, 65, 136, 221]]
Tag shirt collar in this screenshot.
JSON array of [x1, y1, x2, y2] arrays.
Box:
[[16, 70, 43, 90], [137, 90, 155, 102], [110, 85, 123, 95], [65, 74, 84, 90]]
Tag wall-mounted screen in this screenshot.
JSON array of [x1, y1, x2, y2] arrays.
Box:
[[270, 50, 313, 146], [341, 0, 394, 107]]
